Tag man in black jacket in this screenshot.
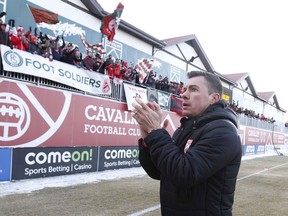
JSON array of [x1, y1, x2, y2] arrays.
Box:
[[132, 71, 242, 216]]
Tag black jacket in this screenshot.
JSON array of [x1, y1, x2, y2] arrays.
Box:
[[139, 100, 242, 216]]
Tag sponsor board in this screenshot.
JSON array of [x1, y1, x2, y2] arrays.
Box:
[[265, 144, 277, 154], [243, 145, 256, 155], [98, 146, 140, 171], [0, 80, 180, 147], [265, 144, 285, 155], [255, 144, 265, 154], [0, 148, 12, 181], [245, 128, 268, 145], [12, 147, 98, 180], [245, 127, 285, 145]]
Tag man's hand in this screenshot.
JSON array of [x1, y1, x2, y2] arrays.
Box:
[[132, 98, 165, 138]]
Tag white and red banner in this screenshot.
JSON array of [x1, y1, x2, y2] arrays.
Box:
[[0, 45, 111, 95], [245, 127, 285, 145]]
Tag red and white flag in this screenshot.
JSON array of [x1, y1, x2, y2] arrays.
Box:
[[100, 3, 124, 41]]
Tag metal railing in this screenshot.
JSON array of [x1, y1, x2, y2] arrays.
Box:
[[1, 68, 287, 134], [238, 113, 288, 133]]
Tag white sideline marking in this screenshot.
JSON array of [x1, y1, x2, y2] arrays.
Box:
[[128, 161, 288, 216], [127, 204, 160, 216], [237, 162, 288, 181]]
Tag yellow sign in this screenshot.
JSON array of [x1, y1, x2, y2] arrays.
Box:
[[222, 94, 230, 101]]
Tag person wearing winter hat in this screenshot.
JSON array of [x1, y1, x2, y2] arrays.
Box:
[[10, 25, 29, 51]]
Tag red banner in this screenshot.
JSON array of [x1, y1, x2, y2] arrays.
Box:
[[0, 80, 180, 148], [245, 127, 285, 145]]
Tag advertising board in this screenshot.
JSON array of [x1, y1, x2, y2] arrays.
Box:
[[0, 148, 12, 181], [12, 147, 98, 180]]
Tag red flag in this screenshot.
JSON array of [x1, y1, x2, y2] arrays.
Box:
[[100, 3, 124, 41], [28, 5, 59, 24]]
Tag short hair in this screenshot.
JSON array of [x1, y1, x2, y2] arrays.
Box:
[[186, 71, 223, 96]]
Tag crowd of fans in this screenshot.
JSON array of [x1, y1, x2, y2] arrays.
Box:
[[0, 16, 184, 95], [0, 15, 285, 123], [228, 100, 276, 124]]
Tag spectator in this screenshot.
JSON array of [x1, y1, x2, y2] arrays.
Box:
[[113, 58, 122, 78], [38, 32, 52, 60], [105, 54, 113, 66], [73, 50, 85, 69], [161, 77, 170, 92], [155, 75, 163, 90], [169, 81, 178, 94], [100, 54, 112, 75], [25, 27, 41, 55], [61, 42, 76, 65], [10, 25, 29, 51], [0, 19, 12, 48], [27, 34, 41, 55], [123, 66, 134, 82], [83, 50, 96, 71], [120, 61, 128, 79], [144, 71, 156, 88], [93, 53, 104, 73], [178, 81, 183, 95], [269, 117, 276, 124], [51, 35, 65, 61], [105, 58, 114, 77]]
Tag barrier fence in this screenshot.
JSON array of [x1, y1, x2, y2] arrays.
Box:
[[0, 61, 287, 133]]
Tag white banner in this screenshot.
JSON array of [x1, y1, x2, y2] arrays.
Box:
[[123, 83, 147, 110], [0, 45, 111, 95]]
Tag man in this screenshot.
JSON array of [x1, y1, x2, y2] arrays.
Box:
[[132, 71, 242, 216]]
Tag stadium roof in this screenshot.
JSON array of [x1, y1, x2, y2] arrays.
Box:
[[81, 0, 284, 112], [223, 73, 284, 111], [81, 0, 235, 85]]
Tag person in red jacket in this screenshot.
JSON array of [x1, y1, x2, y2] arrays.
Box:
[[10, 25, 28, 51], [105, 58, 114, 78], [178, 81, 183, 95], [113, 58, 122, 78]]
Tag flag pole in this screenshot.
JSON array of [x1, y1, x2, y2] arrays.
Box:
[[101, 33, 106, 58]]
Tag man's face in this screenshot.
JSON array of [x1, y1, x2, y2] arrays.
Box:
[[181, 76, 215, 117], [17, 30, 23, 36]]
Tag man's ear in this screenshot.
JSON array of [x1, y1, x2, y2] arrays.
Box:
[[210, 93, 221, 104]]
